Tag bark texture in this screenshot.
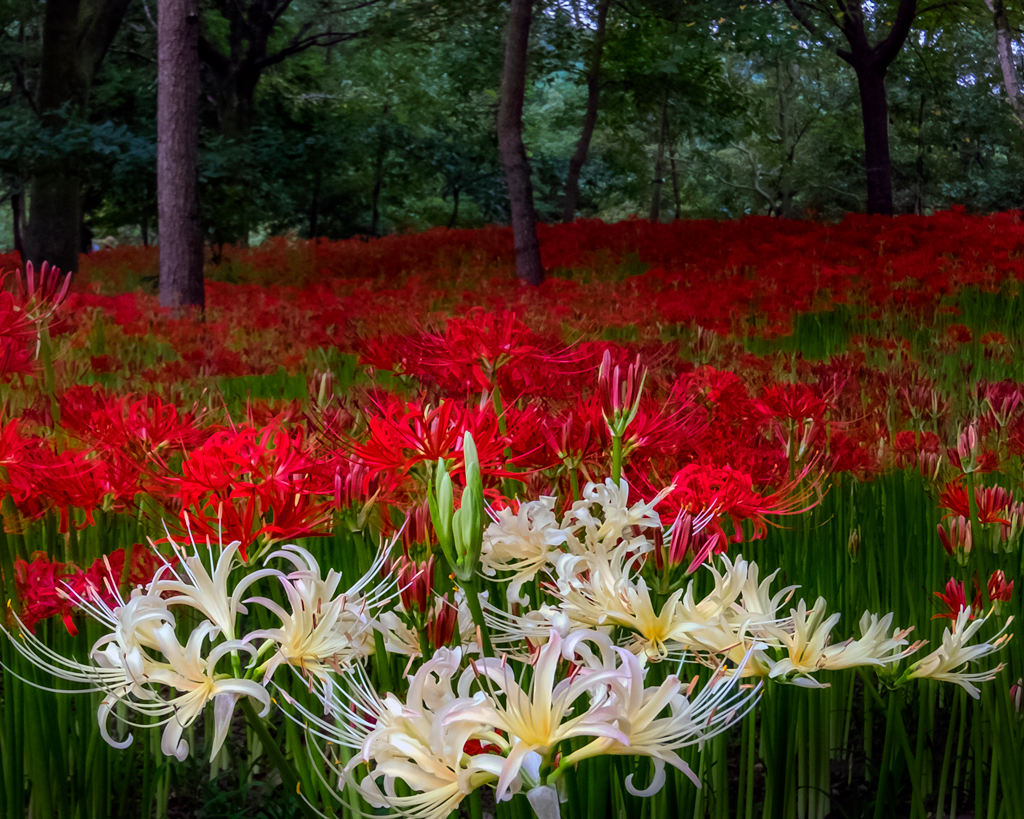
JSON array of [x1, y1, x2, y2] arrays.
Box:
[[158, 0, 205, 311], [24, 0, 132, 273], [986, 0, 1024, 126], [562, 0, 610, 223], [498, 0, 545, 286]]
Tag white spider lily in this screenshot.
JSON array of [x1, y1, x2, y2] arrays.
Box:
[[908, 607, 1014, 698], [568, 478, 670, 544], [140, 621, 270, 761], [152, 538, 280, 641], [559, 647, 761, 796], [244, 542, 393, 692], [451, 630, 629, 800], [480, 496, 572, 605], [2, 611, 269, 761], [286, 648, 507, 819], [767, 602, 923, 685]]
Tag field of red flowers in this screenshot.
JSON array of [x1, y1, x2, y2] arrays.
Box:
[[2, 210, 1024, 819]]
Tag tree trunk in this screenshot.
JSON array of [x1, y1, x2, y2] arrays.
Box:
[[370, 114, 388, 238], [851, 60, 893, 216], [309, 169, 321, 239], [986, 0, 1024, 126], [158, 0, 204, 312], [668, 144, 681, 220], [562, 0, 610, 223], [776, 59, 799, 218], [498, 0, 544, 286], [448, 188, 461, 229], [24, 0, 132, 274], [12, 192, 25, 262], [649, 93, 670, 223], [784, 0, 916, 218]]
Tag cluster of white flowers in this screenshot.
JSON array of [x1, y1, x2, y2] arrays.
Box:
[[480, 478, 1012, 695], [294, 629, 757, 819], [1, 477, 1014, 819], [3, 539, 388, 762]]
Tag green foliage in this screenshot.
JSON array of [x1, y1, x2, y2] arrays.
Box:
[[2, 0, 1024, 252]]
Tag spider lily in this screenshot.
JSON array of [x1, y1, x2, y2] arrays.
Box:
[[906, 606, 1014, 698]]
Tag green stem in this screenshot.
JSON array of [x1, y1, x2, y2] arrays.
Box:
[[611, 434, 623, 483], [462, 577, 496, 658]]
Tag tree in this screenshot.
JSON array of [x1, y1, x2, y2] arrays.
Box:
[[499, 0, 544, 286], [782, 0, 917, 216], [563, 0, 611, 222], [158, 0, 204, 311], [985, 0, 1024, 128], [23, 0, 133, 273]]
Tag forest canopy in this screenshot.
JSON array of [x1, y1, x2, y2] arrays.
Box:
[[1, 0, 1023, 252]]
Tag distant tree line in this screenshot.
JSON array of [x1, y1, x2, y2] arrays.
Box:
[[1, 0, 1023, 294]]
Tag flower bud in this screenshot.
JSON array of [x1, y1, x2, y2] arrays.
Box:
[[428, 458, 456, 572], [1011, 678, 1023, 715], [451, 433, 485, 582], [847, 527, 861, 562]]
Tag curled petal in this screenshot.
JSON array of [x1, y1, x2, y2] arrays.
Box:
[[625, 758, 667, 797], [97, 696, 133, 750]]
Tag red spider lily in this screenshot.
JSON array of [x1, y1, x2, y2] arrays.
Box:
[[60, 386, 210, 458], [977, 380, 1024, 429], [174, 423, 321, 508], [938, 480, 1013, 525], [6, 446, 111, 530], [938, 515, 973, 560], [353, 398, 513, 485], [662, 463, 820, 546], [892, 429, 942, 477], [757, 382, 829, 423], [536, 404, 604, 489], [597, 349, 645, 434], [13, 554, 80, 634], [897, 378, 950, 426], [651, 508, 721, 573], [11, 261, 72, 323], [12, 545, 163, 634], [932, 577, 981, 621], [389, 554, 435, 615], [425, 594, 459, 650], [989, 570, 1014, 606], [179, 489, 332, 562]]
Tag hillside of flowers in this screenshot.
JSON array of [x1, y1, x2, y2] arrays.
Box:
[[2, 210, 1024, 819]]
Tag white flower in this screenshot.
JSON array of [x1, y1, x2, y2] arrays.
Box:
[[569, 478, 669, 544], [558, 645, 761, 797], [289, 648, 506, 819], [908, 607, 1013, 698], [480, 497, 571, 605], [244, 543, 391, 692], [151, 539, 279, 641], [452, 630, 629, 799]]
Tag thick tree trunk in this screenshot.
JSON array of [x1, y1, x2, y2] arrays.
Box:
[[24, 0, 131, 273], [986, 0, 1024, 125], [562, 0, 610, 223], [158, 0, 205, 312], [851, 60, 893, 216], [498, 0, 544, 286]]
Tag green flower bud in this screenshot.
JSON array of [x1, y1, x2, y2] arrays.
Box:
[[428, 458, 457, 573]]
